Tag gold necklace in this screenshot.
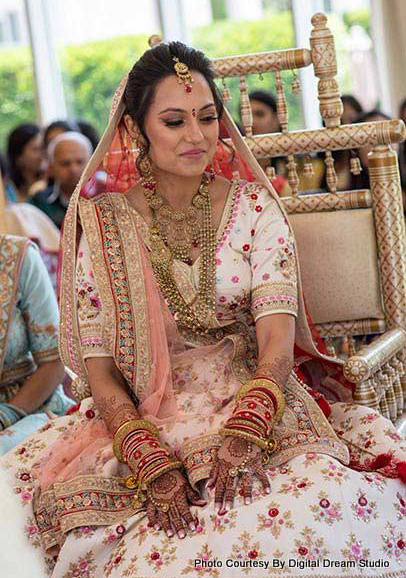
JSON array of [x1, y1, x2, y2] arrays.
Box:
[[142, 173, 217, 333]]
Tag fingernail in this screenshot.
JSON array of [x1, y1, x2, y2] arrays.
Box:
[[178, 530, 186, 539], [218, 507, 227, 515], [154, 524, 160, 531], [245, 497, 251, 505], [189, 522, 196, 532], [265, 487, 271, 494], [166, 530, 174, 537]]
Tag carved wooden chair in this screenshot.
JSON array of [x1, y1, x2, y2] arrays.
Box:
[[211, 13, 406, 427]]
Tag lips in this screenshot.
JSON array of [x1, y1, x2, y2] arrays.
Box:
[[180, 149, 206, 157]]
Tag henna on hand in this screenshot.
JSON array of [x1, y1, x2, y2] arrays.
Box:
[[210, 436, 270, 512], [146, 469, 206, 539], [96, 395, 137, 431], [256, 355, 293, 385]]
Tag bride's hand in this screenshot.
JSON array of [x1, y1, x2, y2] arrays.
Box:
[[207, 436, 270, 513], [146, 469, 206, 539]]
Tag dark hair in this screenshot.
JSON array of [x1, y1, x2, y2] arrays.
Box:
[[124, 41, 223, 170], [43, 119, 78, 148], [6, 123, 40, 189], [341, 94, 363, 115], [356, 109, 390, 123], [76, 120, 100, 151], [249, 90, 277, 114], [399, 98, 406, 116]]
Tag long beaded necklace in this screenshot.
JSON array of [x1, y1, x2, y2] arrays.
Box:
[[141, 172, 217, 333]]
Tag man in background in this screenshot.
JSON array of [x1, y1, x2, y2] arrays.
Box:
[[31, 132, 92, 229]]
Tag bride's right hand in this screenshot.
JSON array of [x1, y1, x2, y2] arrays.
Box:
[[146, 469, 206, 539]]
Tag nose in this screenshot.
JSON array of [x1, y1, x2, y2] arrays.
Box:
[[184, 118, 204, 143]]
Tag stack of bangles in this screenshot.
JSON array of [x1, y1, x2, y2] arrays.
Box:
[[220, 377, 285, 463], [113, 419, 182, 509]]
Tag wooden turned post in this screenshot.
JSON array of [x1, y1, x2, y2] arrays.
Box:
[[368, 145, 406, 330], [310, 13, 343, 128]]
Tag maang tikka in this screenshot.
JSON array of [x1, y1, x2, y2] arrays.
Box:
[[173, 56, 193, 93]]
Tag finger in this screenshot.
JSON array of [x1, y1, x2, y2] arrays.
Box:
[[206, 464, 218, 489], [241, 471, 253, 504], [177, 491, 196, 531], [157, 509, 173, 537], [214, 468, 227, 511], [146, 501, 159, 530], [169, 505, 186, 539], [224, 472, 238, 510], [185, 486, 204, 505], [252, 464, 271, 494]]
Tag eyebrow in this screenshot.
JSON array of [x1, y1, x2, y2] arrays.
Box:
[[158, 103, 216, 115]]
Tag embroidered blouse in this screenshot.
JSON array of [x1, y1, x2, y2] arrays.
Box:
[[76, 181, 298, 359]]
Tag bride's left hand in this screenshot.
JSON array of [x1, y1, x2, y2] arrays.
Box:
[[207, 436, 270, 513]]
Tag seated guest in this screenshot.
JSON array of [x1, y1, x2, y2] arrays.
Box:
[[6, 123, 45, 202], [42, 120, 78, 150], [0, 234, 75, 454], [31, 131, 92, 229], [341, 94, 364, 125], [76, 119, 100, 151], [0, 153, 17, 202]]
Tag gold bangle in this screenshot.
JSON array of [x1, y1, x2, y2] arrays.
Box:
[[113, 419, 159, 462], [236, 378, 285, 424], [141, 460, 183, 489], [219, 427, 269, 451]]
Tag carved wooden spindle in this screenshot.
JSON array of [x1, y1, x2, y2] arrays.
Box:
[[325, 151, 338, 194], [368, 146, 406, 330], [347, 335, 356, 357], [221, 78, 231, 102], [325, 337, 336, 357], [377, 369, 390, 419], [383, 365, 397, 421], [275, 70, 288, 133], [239, 76, 253, 137], [286, 155, 299, 196], [266, 164, 276, 180], [353, 377, 379, 410], [310, 12, 343, 128]]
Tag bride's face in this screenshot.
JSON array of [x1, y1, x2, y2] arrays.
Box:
[[143, 72, 220, 178]]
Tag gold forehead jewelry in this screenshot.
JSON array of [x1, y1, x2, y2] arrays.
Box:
[[173, 56, 193, 93]]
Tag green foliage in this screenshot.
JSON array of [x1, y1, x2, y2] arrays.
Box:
[[192, 11, 303, 128], [342, 9, 371, 35], [0, 46, 36, 154], [210, 0, 227, 20]]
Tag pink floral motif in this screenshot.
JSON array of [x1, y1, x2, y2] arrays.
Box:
[[294, 526, 329, 561], [395, 492, 406, 521], [350, 490, 378, 522], [340, 533, 370, 563], [381, 522, 405, 561], [262, 273, 270, 281], [257, 502, 294, 538], [310, 491, 343, 525], [231, 276, 239, 284]]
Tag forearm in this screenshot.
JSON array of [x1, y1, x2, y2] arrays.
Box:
[[86, 357, 140, 435], [9, 359, 65, 414], [255, 314, 295, 386]]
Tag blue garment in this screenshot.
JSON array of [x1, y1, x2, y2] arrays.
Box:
[[0, 236, 74, 454]]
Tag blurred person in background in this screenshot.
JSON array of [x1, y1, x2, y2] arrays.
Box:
[[31, 131, 92, 229], [248, 90, 324, 195], [76, 119, 100, 151], [6, 123, 45, 202], [42, 120, 78, 150], [341, 94, 364, 125]]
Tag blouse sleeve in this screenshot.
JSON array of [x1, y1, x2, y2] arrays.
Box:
[[249, 184, 298, 322], [18, 244, 59, 364], [76, 234, 112, 359]]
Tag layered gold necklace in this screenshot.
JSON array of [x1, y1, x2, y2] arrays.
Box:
[[142, 173, 217, 333]]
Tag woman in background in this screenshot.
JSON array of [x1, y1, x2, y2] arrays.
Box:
[[6, 123, 45, 201]]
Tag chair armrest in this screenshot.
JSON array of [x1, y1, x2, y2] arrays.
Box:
[[343, 328, 406, 383]]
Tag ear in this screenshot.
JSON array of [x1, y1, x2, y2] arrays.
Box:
[[123, 114, 139, 140]]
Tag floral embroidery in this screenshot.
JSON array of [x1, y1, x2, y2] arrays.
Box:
[[103, 542, 127, 577], [183, 544, 221, 577], [350, 490, 378, 522], [381, 522, 405, 561], [144, 539, 177, 570], [294, 526, 329, 560], [228, 531, 265, 574], [277, 476, 314, 498], [62, 551, 96, 578], [340, 532, 370, 563], [257, 502, 294, 538], [395, 492, 406, 521], [210, 508, 238, 534], [321, 460, 350, 484], [310, 491, 343, 525], [273, 241, 296, 280]]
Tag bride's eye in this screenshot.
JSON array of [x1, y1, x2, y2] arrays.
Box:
[[164, 119, 184, 127], [200, 115, 218, 123]]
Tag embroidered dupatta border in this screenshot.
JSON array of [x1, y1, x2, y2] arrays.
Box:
[[0, 235, 30, 377], [79, 194, 152, 399]]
